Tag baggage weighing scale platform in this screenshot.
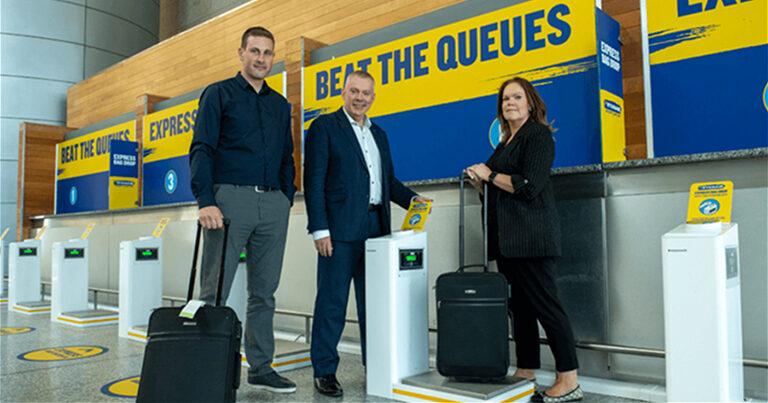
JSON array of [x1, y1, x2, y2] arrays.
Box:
[[365, 231, 534, 402], [12, 300, 51, 314], [51, 239, 117, 327], [57, 309, 120, 327], [8, 240, 50, 315], [397, 372, 533, 402], [230, 251, 311, 372]]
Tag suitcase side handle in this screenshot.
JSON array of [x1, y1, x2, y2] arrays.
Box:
[[459, 170, 489, 272], [187, 219, 231, 305]]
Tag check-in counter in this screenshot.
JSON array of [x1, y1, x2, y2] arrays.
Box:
[[29, 148, 767, 398]]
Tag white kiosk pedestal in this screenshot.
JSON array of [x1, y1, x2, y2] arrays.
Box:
[[1, 243, 7, 305], [365, 231, 533, 402], [228, 251, 311, 372], [8, 240, 50, 314], [119, 237, 162, 342], [51, 239, 117, 327], [662, 222, 744, 402]]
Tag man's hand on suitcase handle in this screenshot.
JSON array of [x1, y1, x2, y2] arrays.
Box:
[[199, 206, 225, 229]]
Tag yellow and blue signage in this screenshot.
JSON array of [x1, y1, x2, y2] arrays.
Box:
[[109, 140, 139, 210], [596, 8, 626, 163], [646, 0, 768, 156], [401, 200, 433, 231], [0, 327, 35, 336], [101, 376, 140, 398], [686, 180, 733, 224], [18, 345, 108, 361], [142, 73, 286, 206], [142, 99, 199, 206], [56, 121, 136, 214], [304, 1, 625, 180]]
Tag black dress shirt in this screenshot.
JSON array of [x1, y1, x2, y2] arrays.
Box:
[[485, 118, 561, 259], [189, 72, 296, 208]]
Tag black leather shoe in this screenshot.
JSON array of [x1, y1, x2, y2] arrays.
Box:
[[314, 374, 343, 397]]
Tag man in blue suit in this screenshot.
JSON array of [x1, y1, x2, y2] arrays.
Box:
[[304, 70, 429, 397]]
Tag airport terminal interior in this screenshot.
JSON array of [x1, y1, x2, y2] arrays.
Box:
[[1, 0, 766, 402]]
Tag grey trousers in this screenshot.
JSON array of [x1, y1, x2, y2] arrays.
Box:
[[200, 184, 291, 376]]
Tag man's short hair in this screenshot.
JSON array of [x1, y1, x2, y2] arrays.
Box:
[[346, 70, 375, 84], [241, 26, 275, 48]]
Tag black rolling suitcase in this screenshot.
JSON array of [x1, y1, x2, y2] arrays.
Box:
[[436, 171, 510, 381], [137, 221, 242, 403]]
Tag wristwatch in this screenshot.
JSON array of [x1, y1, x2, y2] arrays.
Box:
[[488, 172, 498, 183]]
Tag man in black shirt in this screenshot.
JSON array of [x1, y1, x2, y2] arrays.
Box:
[[189, 26, 296, 393]]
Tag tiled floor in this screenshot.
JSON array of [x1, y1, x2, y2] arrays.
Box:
[[1, 308, 642, 402]]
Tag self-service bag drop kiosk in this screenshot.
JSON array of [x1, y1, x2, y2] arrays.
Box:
[[8, 239, 50, 314], [119, 236, 163, 342], [227, 250, 311, 372], [365, 229, 534, 401], [51, 238, 118, 327], [662, 222, 744, 402], [1, 241, 7, 305]]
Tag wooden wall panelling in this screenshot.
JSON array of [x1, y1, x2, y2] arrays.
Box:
[[16, 123, 71, 240], [66, 0, 461, 129]]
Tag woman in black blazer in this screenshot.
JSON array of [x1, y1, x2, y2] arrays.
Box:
[[466, 77, 581, 403]]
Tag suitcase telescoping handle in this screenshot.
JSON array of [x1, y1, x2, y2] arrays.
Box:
[[187, 219, 231, 306], [458, 170, 489, 272]]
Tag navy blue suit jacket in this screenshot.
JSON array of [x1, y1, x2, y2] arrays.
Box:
[[304, 108, 416, 242]]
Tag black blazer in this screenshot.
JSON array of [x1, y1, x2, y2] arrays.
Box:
[[486, 118, 561, 258], [304, 108, 416, 242]]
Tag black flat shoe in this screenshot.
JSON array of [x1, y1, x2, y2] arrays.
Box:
[[314, 374, 343, 398], [532, 385, 583, 403]]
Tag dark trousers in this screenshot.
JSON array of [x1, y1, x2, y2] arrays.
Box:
[[497, 257, 579, 372], [310, 209, 382, 377]]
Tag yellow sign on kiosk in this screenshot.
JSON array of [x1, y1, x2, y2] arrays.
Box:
[[686, 181, 733, 224], [401, 200, 433, 231]]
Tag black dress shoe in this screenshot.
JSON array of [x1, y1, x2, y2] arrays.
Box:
[[314, 374, 343, 397]]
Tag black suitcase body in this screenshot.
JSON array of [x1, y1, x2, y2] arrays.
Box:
[[137, 221, 242, 403], [436, 172, 510, 380]]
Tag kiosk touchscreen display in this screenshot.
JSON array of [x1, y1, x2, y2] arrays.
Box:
[[399, 249, 423, 270], [19, 247, 37, 257], [64, 248, 85, 259], [135, 248, 159, 261]]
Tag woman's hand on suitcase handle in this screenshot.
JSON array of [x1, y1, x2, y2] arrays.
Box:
[[464, 167, 484, 193], [199, 206, 225, 229], [314, 236, 333, 257]]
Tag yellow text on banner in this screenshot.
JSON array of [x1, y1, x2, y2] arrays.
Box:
[[304, 0, 597, 127], [57, 121, 136, 180], [142, 72, 284, 164], [647, 0, 767, 65]]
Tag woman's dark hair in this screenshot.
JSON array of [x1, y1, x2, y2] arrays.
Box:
[[496, 77, 553, 143]]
